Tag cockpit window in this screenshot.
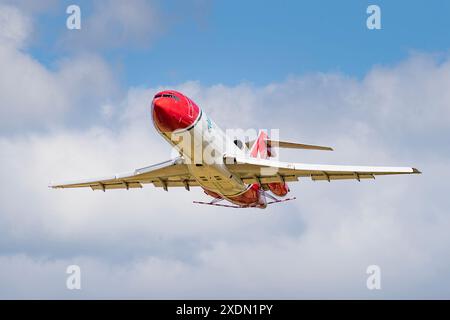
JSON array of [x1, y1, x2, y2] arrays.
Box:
[[154, 93, 180, 101]]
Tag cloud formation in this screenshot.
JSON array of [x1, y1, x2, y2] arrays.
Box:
[[1, 50, 450, 298], [60, 0, 164, 51], [0, 4, 31, 48], [0, 4, 119, 132]]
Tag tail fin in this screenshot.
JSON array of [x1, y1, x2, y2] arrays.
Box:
[[249, 130, 270, 159]]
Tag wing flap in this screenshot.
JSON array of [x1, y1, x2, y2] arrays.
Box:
[[152, 179, 200, 188], [311, 173, 375, 181], [50, 157, 197, 190], [90, 182, 143, 191]]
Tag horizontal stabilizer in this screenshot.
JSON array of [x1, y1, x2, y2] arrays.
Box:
[[246, 139, 333, 151]]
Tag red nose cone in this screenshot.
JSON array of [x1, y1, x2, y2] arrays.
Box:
[[151, 92, 199, 133]]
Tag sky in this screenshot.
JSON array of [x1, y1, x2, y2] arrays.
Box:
[[0, 0, 449, 299]]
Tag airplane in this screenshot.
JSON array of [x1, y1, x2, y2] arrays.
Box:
[[50, 90, 421, 209]]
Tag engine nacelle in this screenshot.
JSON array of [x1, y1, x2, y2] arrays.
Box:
[[267, 182, 289, 197]]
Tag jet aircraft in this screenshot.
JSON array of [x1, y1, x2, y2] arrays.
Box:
[[51, 90, 421, 208]]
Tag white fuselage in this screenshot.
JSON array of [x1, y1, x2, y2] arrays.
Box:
[[156, 110, 251, 197]]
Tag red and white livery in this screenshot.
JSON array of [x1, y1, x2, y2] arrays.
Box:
[[51, 90, 421, 209]]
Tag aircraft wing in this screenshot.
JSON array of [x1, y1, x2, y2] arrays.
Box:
[[225, 156, 421, 184], [50, 157, 198, 191]]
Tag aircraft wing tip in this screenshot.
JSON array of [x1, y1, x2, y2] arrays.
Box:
[[48, 181, 62, 189]]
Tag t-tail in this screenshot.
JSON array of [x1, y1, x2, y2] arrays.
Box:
[[247, 130, 334, 197]]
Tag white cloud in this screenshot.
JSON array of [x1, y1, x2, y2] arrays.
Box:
[[1, 52, 450, 298], [0, 5, 119, 132], [60, 0, 163, 50], [57, 0, 213, 51], [0, 0, 57, 15], [0, 4, 31, 48]]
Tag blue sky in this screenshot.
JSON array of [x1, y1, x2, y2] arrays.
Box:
[[29, 0, 450, 87]]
